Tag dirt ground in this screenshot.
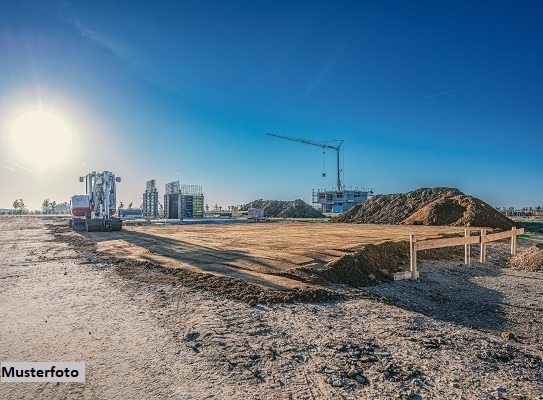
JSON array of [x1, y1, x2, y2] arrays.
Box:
[[86, 222, 466, 289], [1, 217, 542, 399]]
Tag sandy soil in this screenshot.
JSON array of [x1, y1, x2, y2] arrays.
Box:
[[1, 217, 542, 399], [86, 222, 466, 289]]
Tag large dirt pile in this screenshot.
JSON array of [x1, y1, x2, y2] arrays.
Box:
[[403, 195, 516, 230], [241, 199, 325, 218], [335, 187, 463, 224], [334, 187, 516, 230], [508, 244, 543, 272]]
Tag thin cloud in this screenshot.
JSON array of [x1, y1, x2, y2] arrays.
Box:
[[63, 14, 178, 92], [0, 155, 36, 174], [424, 88, 462, 99], [72, 20, 136, 65], [306, 43, 347, 94]]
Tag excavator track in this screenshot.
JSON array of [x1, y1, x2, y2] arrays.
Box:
[[85, 219, 104, 232], [110, 218, 122, 231], [70, 218, 87, 232]]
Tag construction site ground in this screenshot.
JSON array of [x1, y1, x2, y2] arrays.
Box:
[[1, 217, 542, 399], [87, 222, 468, 292]]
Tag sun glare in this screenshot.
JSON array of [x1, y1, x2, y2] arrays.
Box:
[[10, 110, 73, 168]]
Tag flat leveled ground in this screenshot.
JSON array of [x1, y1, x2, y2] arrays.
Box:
[[84, 222, 466, 290]]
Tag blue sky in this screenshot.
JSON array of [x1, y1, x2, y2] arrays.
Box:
[[0, 1, 542, 210]]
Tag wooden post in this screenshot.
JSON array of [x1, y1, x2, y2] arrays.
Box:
[[410, 234, 418, 280], [464, 229, 471, 265], [511, 227, 517, 255], [480, 229, 487, 264]]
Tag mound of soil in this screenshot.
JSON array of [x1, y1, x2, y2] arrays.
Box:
[[241, 199, 325, 218], [403, 195, 516, 230], [335, 187, 463, 224], [508, 244, 543, 272], [334, 187, 516, 230], [314, 241, 410, 286], [302, 241, 462, 287]]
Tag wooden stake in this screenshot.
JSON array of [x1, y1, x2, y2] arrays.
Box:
[[410, 234, 418, 280], [511, 227, 517, 255], [464, 229, 471, 265], [480, 229, 487, 264]]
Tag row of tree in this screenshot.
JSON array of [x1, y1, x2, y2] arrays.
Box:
[[118, 202, 134, 210], [42, 199, 58, 214], [497, 206, 543, 217], [3, 199, 69, 215], [496, 206, 543, 212]]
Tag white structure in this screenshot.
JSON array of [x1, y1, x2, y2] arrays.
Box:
[[312, 187, 374, 213]]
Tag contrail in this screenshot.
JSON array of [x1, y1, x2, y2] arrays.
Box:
[[0, 155, 36, 174], [424, 88, 462, 99]]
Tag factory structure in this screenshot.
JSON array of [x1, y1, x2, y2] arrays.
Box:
[[142, 180, 205, 219]]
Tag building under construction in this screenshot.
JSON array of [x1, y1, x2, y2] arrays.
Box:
[[164, 181, 204, 219], [142, 179, 159, 218], [267, 133, 374, 214], [312, 187, 374, 213]]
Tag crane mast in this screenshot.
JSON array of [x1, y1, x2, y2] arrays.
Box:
[[267, 132, 344, 191]]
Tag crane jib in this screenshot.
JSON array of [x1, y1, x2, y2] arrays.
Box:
[[267, 132, 344, 191]]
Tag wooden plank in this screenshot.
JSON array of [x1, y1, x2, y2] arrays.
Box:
[[415, 235, 480, 251], [480, 228, 487, 264], [511, 227, 517, 255], [482, 228, 524, 243], [465, 229, 471, 265], [410, 234, 418, 280]]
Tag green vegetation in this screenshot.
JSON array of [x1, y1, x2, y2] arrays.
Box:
[[513, 217, 543, 244], [12, 199, 27, 214]]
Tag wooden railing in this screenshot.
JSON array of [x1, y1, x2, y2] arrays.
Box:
[[393, 227, 524, 281]]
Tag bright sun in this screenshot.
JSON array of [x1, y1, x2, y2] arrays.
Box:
[[10, 110, 73, 168]]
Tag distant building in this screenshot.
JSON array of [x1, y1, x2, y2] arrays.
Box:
[[118, 209, 143, 218], [164, 181, 204, 219], [312, 187, 374, 213], [142, 179, 159, 218]]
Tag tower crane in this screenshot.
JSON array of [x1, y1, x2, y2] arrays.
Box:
[[267, 132, 344, 191]]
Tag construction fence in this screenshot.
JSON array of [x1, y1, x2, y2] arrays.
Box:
[[393, 227, 525, 281]]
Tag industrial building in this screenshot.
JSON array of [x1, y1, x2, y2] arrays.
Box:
[[142, 179, 159, 218], [312, 187, 374, 213], [164, 181, 205, 219]]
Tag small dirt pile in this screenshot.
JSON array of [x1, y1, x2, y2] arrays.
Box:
[[508, 244, 543, 272], [315, 241, 410, 286], [241, 199, 325, 218], [403, 195, 516, 230], [304, 241, 462, 287], [335, 187, 463, 224], [334, 187, 515, 230]]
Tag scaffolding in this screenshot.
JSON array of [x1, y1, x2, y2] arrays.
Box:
[[164, 181, 204, 219], [312, 187, 375, 213]]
